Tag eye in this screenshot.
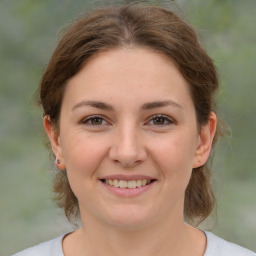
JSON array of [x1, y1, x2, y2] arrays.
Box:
[[81, 115, 108, 126], [147, 115, 174, 126]]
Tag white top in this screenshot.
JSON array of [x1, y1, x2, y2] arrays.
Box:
[[12, 231, 256, 256]]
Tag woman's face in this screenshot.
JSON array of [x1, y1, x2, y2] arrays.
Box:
[[45, 47, 216, 229]]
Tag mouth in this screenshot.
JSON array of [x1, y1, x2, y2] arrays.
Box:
[[100, 179, 156, 189]]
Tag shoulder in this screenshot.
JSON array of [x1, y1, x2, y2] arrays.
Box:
[[204, 231, 256, 256], [12, 234, 65, 256]]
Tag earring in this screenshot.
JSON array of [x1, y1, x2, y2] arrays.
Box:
[[55, 159, 66, 173]]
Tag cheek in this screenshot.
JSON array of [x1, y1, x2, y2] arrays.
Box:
[[150, 132, 197, 181], [61, 132, 108, 177], [60, 133, 110, 201]]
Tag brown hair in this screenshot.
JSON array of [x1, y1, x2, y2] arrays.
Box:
[[39, 2, 223, 224]]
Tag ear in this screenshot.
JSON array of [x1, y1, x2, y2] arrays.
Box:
[[43, 116, 66, 170], [193, 112, 217, 168]]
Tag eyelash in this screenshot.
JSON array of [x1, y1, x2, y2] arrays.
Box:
[[80, 114, 175, 127]]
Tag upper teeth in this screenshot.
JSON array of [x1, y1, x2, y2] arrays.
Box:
[[104, 179, 151, 188]]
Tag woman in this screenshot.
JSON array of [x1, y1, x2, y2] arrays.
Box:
[[13, 2, 255, 256]]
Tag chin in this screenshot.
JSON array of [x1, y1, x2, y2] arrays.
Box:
[[103, 204, 157, 230]]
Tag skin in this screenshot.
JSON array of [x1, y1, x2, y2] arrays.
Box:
[[44, 47, 216, 256]]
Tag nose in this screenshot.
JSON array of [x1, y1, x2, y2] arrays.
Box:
[[108, 123, 147, 168]]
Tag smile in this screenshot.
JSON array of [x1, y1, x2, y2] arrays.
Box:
[[101, 179, 155, 188]]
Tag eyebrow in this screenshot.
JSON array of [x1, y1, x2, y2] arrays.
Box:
[[72, 100, 182, 111], [72, 100, 114, 111], [141, 100, 182, 110]]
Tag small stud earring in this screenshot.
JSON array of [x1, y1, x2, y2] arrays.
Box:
[[55, 159, 66, 173]]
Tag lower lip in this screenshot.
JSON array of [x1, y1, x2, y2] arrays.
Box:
[[100, 181, 156, 197]]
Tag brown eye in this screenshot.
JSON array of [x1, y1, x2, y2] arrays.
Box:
[[90, 117, 103, 125], [81, 115, 107, 126], [153, 117, 166, 125], [148, 115, 174, 126]]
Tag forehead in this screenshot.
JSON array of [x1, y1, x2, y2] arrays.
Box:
[[63, 47, 193, 110]]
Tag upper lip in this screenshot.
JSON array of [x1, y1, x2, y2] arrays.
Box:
[[99, 174, 157, 181]]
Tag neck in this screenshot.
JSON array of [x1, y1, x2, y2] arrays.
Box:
[[85, 216, 184, 256], [64, 209, 206, 256]]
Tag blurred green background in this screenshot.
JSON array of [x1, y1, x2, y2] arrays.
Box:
[[1, 0, 255, 255]]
